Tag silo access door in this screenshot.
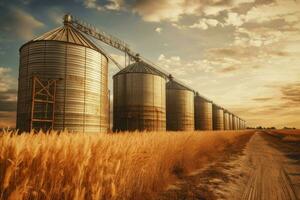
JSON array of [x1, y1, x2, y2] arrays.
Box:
[[30, 76, 57, 132]]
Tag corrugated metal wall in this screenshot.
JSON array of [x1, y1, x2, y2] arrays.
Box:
[[223, 111, 230, 130], [213, 104, 224, 130], [229, 113, 233, 130], [17, 40, 109, 133], [113, 73, 166, 131], [166, 81, 194, 131], [194, 95, 213, 130], [233, 116, 238, 130]]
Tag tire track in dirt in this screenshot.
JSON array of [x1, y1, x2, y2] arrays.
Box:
[[159, 132, 300, 200], [240, 132, 298, 200]]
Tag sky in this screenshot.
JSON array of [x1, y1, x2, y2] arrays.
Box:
[[0, 0, 299, 128]]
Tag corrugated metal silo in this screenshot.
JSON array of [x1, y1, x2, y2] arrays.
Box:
[[241, 119, 244, 130], [241, 120, 244, 129], [223, 111, 230, 130], [228, 113, 233, 130], [113, 61, 166, 132], [166, 78, 194, 131], [212, 104, 224, 130], [235, 116, 239, 130], [232, 115, 237, 130], [194, 92, 213, 130], [16, 19, 109, 133]]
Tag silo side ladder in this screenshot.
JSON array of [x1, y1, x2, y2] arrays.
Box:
[[30, 76, 57, 131]]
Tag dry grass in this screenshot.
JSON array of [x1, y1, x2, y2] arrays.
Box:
[[267, 130, 300, 142], [273, 130, 300, 135], [0, 130, 253, 200], [282, 135, 300, 142]]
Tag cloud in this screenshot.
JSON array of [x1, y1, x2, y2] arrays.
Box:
[[105, 0, 124, 10], [132, 0, 191, 22], [202, 0, 255, 16], [130, 0, 235, 22], [0, 67, 17, 92], [0, 67, 17, 127], [225, 12, 245, 26], [155, 27, 162, 33], [0, 6, 44, 41], [83, 0, 104, 10], [0, 111, 16, 128], [0, 67, 17, 111], [205, 42, 294, 68], [47, 7, 65, 25], [244, 0, 300, 24], [280, 82, 300, 104], [235, 26, 284, 47], [190, 18, 223, 30], [83, 0, 125, 11], [171, 23, 186, 30], [252, 97, 273, 101], [218, 66, 239, 73], [206, 46, 257, 61], [109, 53, 127, 71], [202, 5, 230, 16], [132, 0, 245, 22], [0, 47, 4, 55], [0, 89, 17, 112], [157, 54, 215, 79]]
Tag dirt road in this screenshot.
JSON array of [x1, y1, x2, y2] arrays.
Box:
[[160, 132, 300, 200], [239, 132, 299, 200]]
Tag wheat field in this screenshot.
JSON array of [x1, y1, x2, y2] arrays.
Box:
[[0, 130, 252, 200]]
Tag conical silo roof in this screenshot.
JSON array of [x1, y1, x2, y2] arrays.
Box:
[[166, 79, 193, 91], [114, 61, 166, 78], [27, 24, 99, 51], [195, 92, 212, 102]]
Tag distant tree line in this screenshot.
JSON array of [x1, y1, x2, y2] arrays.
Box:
[[246, 126, 296, 130]]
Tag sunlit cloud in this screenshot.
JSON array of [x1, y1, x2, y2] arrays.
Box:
[[190, 18, 224, 30], [0, 67, 17, 127], [0, 6, 44, 41], [83, 0, 104, 11], [155, 27, 162, 33]]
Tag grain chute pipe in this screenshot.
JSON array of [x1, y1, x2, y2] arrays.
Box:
[[65, 14, 139, 62]]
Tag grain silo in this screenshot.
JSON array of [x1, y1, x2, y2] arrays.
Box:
[[166, 77, 194, 131], [240, 119, 243, 129], [194, 92, 213, 130], [212, 104, 224, 130], [228, 113, 233, 130], [113, 60, 166, 132], [223, 111, 230, 130], [16, 15, 109, 133], [232, 115, 236, 130], [235, 116, 239, 130], [240, 119, 243, 130]]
